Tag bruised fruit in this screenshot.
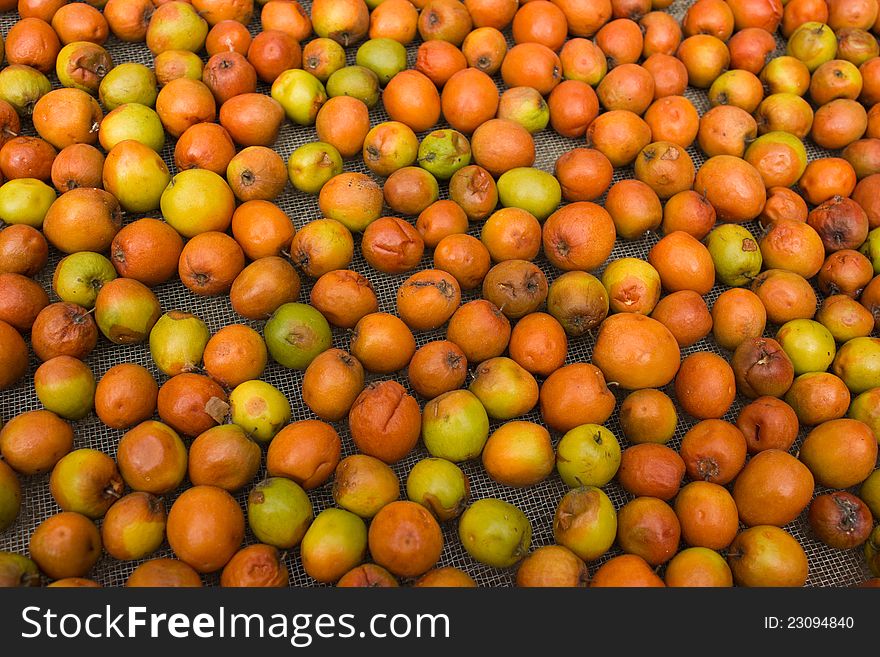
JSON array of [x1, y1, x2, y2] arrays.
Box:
[[546, 271, 609, 337], [266, 420, 341, 490], [188, 425, 261, 492], [117, 420, 188, 495], [619, 389, 677, 445], [809, 492, 873, 549], [680, 419, 748, 485], [264, 302, 332, 370], [517, 545, 589, 588], [617, 496, 681, 566], [229, 380, 290, 444], [601, 257, 661, 315], [553, 486, 617, 562], [736, 396, 800, 453], [368, 501, 442, 578], [617, 443, 685, 500], [349, 381, 420, 463], [334, 455, 399, 519], [221, 544, 288, 588]]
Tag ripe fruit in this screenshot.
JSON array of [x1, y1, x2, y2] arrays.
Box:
[[540, 363, 615, 433], [266, 420, 341, 490], [101, 493, 166, 561], [117, 420, 188, 495], [368, 501, 443, 578], [800, 418, 878, 488], [166, 485, 244, 573], [619, 389, 677, 445], [29, 512, 102, 580], [188, 425, 261, 493], [49, 448, 123, 519], [728, 526, 809, 587], [733, 450, 815, 526], [592, 313, 681, 389]]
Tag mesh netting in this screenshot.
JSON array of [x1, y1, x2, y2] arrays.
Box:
[[0, 0, 874, 588]]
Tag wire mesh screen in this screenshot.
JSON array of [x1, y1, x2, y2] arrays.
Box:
[[0, 0, 874, 588]]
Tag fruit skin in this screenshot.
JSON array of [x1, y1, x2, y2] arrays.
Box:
[[866, 526, 880, 577], [300, 508, 368, 583], [160, 169, 235, 238], [29, 512, 102, 580], [229, 380, 291, 444], [264, 302, 332, 370], [727, 526, 809, 587], [221, 544, 289, 588], [556, 424, 621, 488], [117, 420, 188, 495], [799, 418, 878, 488], [0, 460, 22, 532], [247, 477, 313, 549], [459, 498, 532, 568], [125, 558, 203, 588], [553, 486, 617, 562], [95, 278, 162, 345], [287, 141, 343, 195], [849, 388, 880, 442], [166, 485, 245, 573], [406, 457, 469, 521], [421, 390, 490, 462]]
